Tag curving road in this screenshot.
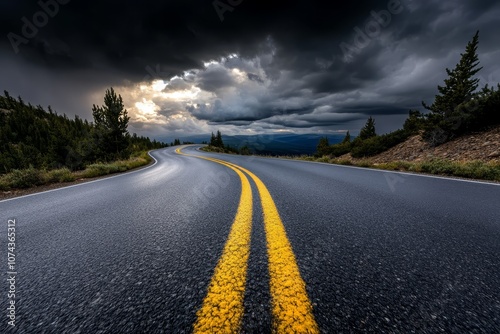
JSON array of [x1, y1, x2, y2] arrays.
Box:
[[1, 145, 499, 333]]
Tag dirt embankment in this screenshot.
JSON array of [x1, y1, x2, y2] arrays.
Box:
[[342, 126, 500, 164]]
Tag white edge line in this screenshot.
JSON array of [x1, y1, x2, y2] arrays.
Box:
[[299, 159, 500, 186], [189, 145, 500, 187], [0, 150, 160, 204]]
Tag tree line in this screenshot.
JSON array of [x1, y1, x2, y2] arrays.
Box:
[[317, 31, 500, 158], [206, 130, 250, 155], [0, 88, 167, 174]]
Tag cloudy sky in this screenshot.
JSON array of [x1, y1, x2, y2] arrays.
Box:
[[1, 0, 499, 140]]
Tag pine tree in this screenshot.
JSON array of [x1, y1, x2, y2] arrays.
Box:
[[359, 117, 376, 140], [209, 132, 216, 146], [423, 31, 482, 118], [92, 88, 130, 158], [316, 136, 330, 156], [403, 110, 425, 134], [342, 131, 351, 144], [422, 31, 491, 145], [215, 130, 224, 148]]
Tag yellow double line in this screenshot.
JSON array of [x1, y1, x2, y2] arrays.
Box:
[[175, 147, 319, 333]]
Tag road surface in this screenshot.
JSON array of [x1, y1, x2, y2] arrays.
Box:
[[1, 145, 499, 333]]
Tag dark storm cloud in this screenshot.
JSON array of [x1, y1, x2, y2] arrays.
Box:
[[1, 0, 499, 136], [265, 112, 363, 128], [163, 77, 191, 91], [1, 0, 394, 77], [247, 73, 263, 83], [195, 65, 235, 92]]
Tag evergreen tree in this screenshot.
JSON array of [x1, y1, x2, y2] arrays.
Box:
[[0, 90, 167, 174], [239, 145, 251, 155], [421, 31, 496, 145], [215, 130, 224, 148], [342, 131, 351, 144], [403, 110, 425, 134], [209, 132, 216, 146], [359, 117, 376, 140], [208, 130, 225, 148], [423, 31, 482, 118], [92, 88, 130, 158], [316, 136, 330, 156]]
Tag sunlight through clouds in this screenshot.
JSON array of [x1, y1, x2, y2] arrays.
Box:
[[135, 98, 160, 119], [152, 80, 167, 92], [161, 87, 201, 101], [3, 1, 500, 140], [118, 46, 420, 138]]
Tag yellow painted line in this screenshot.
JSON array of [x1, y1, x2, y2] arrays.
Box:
[[202, 156, 319, 334], [177, 147, 253, 333], [176, 147, 318, 333]]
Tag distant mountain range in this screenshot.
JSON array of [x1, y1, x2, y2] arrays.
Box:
[[158, 133, 347, 155]]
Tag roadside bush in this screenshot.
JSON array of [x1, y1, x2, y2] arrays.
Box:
[[455, 161, 500, 180], [81, 164, 115, 178], [0, 178, 9, 191], [419, 159, 500, 180], [80, 157, 149, 179], [329, 142, 352, 157], [201, 146, 226, 153], [351, 129, 410, 158], [0, 167, 44, 189], [45, 168, 76, 183], [420, 159, 457, 175], [351, 136, 382, 158], [316, 156, 330, 163], [315, 156, 499, 181], [239, 146, 251, 155], [356, 160, 373, 168], [123, 157, 149, 169], [376, 161, 412, 171], [0, 151, 152, 191], [331, 159, 353, 166]]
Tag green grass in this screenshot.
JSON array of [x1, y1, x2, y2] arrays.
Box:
[[200, 146, 225, 153], [200, 145, 244, 155], [0, 167, 44, 190], [418, 159, 500, 180], [78, 151, 151, 178], [45, 168, 76, 183], [316, 156, 330, 163], [293, 155, 500, 182], [0, 151, 152, 191]]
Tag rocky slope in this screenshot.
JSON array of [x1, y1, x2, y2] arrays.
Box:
[[344, 126, 500, 163]]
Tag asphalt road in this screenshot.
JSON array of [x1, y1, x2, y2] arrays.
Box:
[[1, 145, 499, 333]]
